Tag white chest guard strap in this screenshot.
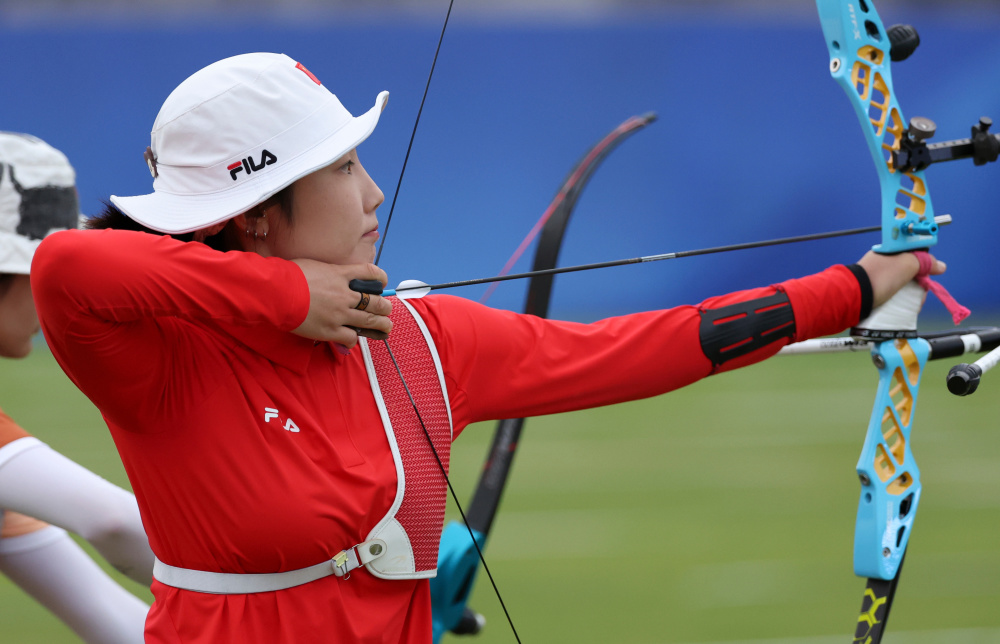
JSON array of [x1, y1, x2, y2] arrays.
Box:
[[360, 297, 454, 580]]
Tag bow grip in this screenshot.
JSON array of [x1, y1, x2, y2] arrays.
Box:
[[852, 282, 923, 340]]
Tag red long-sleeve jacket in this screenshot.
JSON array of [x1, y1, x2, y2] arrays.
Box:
[[32, 229, 863, 643]]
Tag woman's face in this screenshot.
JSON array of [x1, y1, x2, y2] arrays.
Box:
[[263, 149, 385, 265], [0, 274, 38, 358]]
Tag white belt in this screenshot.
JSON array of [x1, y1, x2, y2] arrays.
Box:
[[153, 539, 387, 594]]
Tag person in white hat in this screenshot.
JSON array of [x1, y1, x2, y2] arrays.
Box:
[[0, 131, 152, 643], [31, 53, 940, 643]]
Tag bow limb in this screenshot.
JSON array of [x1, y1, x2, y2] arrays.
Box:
[[429, 113, 657, 641]]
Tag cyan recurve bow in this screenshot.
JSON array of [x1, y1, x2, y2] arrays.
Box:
[[813, 1, 999, 641], [815, 2, 937, 641]]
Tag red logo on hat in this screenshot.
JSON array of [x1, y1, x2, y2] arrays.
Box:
[[295, 62, 321, 86]]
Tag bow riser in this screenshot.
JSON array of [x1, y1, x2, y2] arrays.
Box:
[[854, 338, 926, 580], [816, 1, 944, 639], [817, 0, 937, 254]]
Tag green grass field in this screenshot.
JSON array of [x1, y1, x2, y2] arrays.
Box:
[[2, 344, 999, 642]]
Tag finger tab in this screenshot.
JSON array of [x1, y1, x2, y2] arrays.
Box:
[[349, 278, 386, 295]]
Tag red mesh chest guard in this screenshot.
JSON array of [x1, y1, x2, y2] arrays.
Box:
[[360, 298, 453, 579]]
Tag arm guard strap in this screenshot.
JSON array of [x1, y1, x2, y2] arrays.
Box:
[[699, 291, 795, 367]]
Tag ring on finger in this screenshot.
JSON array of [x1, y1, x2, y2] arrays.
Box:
[[355, 292, 371, 311]]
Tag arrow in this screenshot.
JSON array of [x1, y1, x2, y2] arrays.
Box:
[[349, 215, 952, 299]]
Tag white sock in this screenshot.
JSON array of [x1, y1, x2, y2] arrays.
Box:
[[0, 526, 148, 644], [0, 438, 153, 585]]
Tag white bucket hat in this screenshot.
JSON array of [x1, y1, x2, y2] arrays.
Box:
[[111, 52, 389, 234], [0, 132, 80, 274]]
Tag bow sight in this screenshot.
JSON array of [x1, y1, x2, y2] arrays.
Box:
[[894, 115, 1000, 173], [885, 21, 1000, 173]]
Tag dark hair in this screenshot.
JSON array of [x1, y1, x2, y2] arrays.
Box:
[[85, 185, 294, 252]]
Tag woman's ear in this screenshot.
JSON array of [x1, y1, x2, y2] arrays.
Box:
[[192, 220, 229, 243], [227, 208, 274, 255]]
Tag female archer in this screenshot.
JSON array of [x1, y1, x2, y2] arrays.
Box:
[[31, 52, 939, 643]]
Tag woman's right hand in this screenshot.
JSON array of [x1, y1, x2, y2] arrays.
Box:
[[290, 260, 393, 346]]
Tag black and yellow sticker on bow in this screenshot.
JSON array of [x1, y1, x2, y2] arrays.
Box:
[[853, 569, 903, 644]]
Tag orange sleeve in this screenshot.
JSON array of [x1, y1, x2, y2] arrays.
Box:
[[0, 407, 31, 448], [0, 407, 47, 536]]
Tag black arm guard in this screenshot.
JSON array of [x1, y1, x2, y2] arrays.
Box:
[[699, 291, 795, 367]]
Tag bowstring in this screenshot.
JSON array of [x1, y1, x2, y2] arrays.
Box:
[[374, 0, 455, 265], [381, 340, 522, 643], [371, 0, 521, 639]]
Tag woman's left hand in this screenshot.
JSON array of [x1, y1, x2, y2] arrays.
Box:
[[856, 250, 946, 309]]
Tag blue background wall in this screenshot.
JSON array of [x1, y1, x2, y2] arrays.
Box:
[[3, 5, 999, 322]]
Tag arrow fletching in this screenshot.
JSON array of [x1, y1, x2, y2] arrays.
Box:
[[390, 279, 431, 300]]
